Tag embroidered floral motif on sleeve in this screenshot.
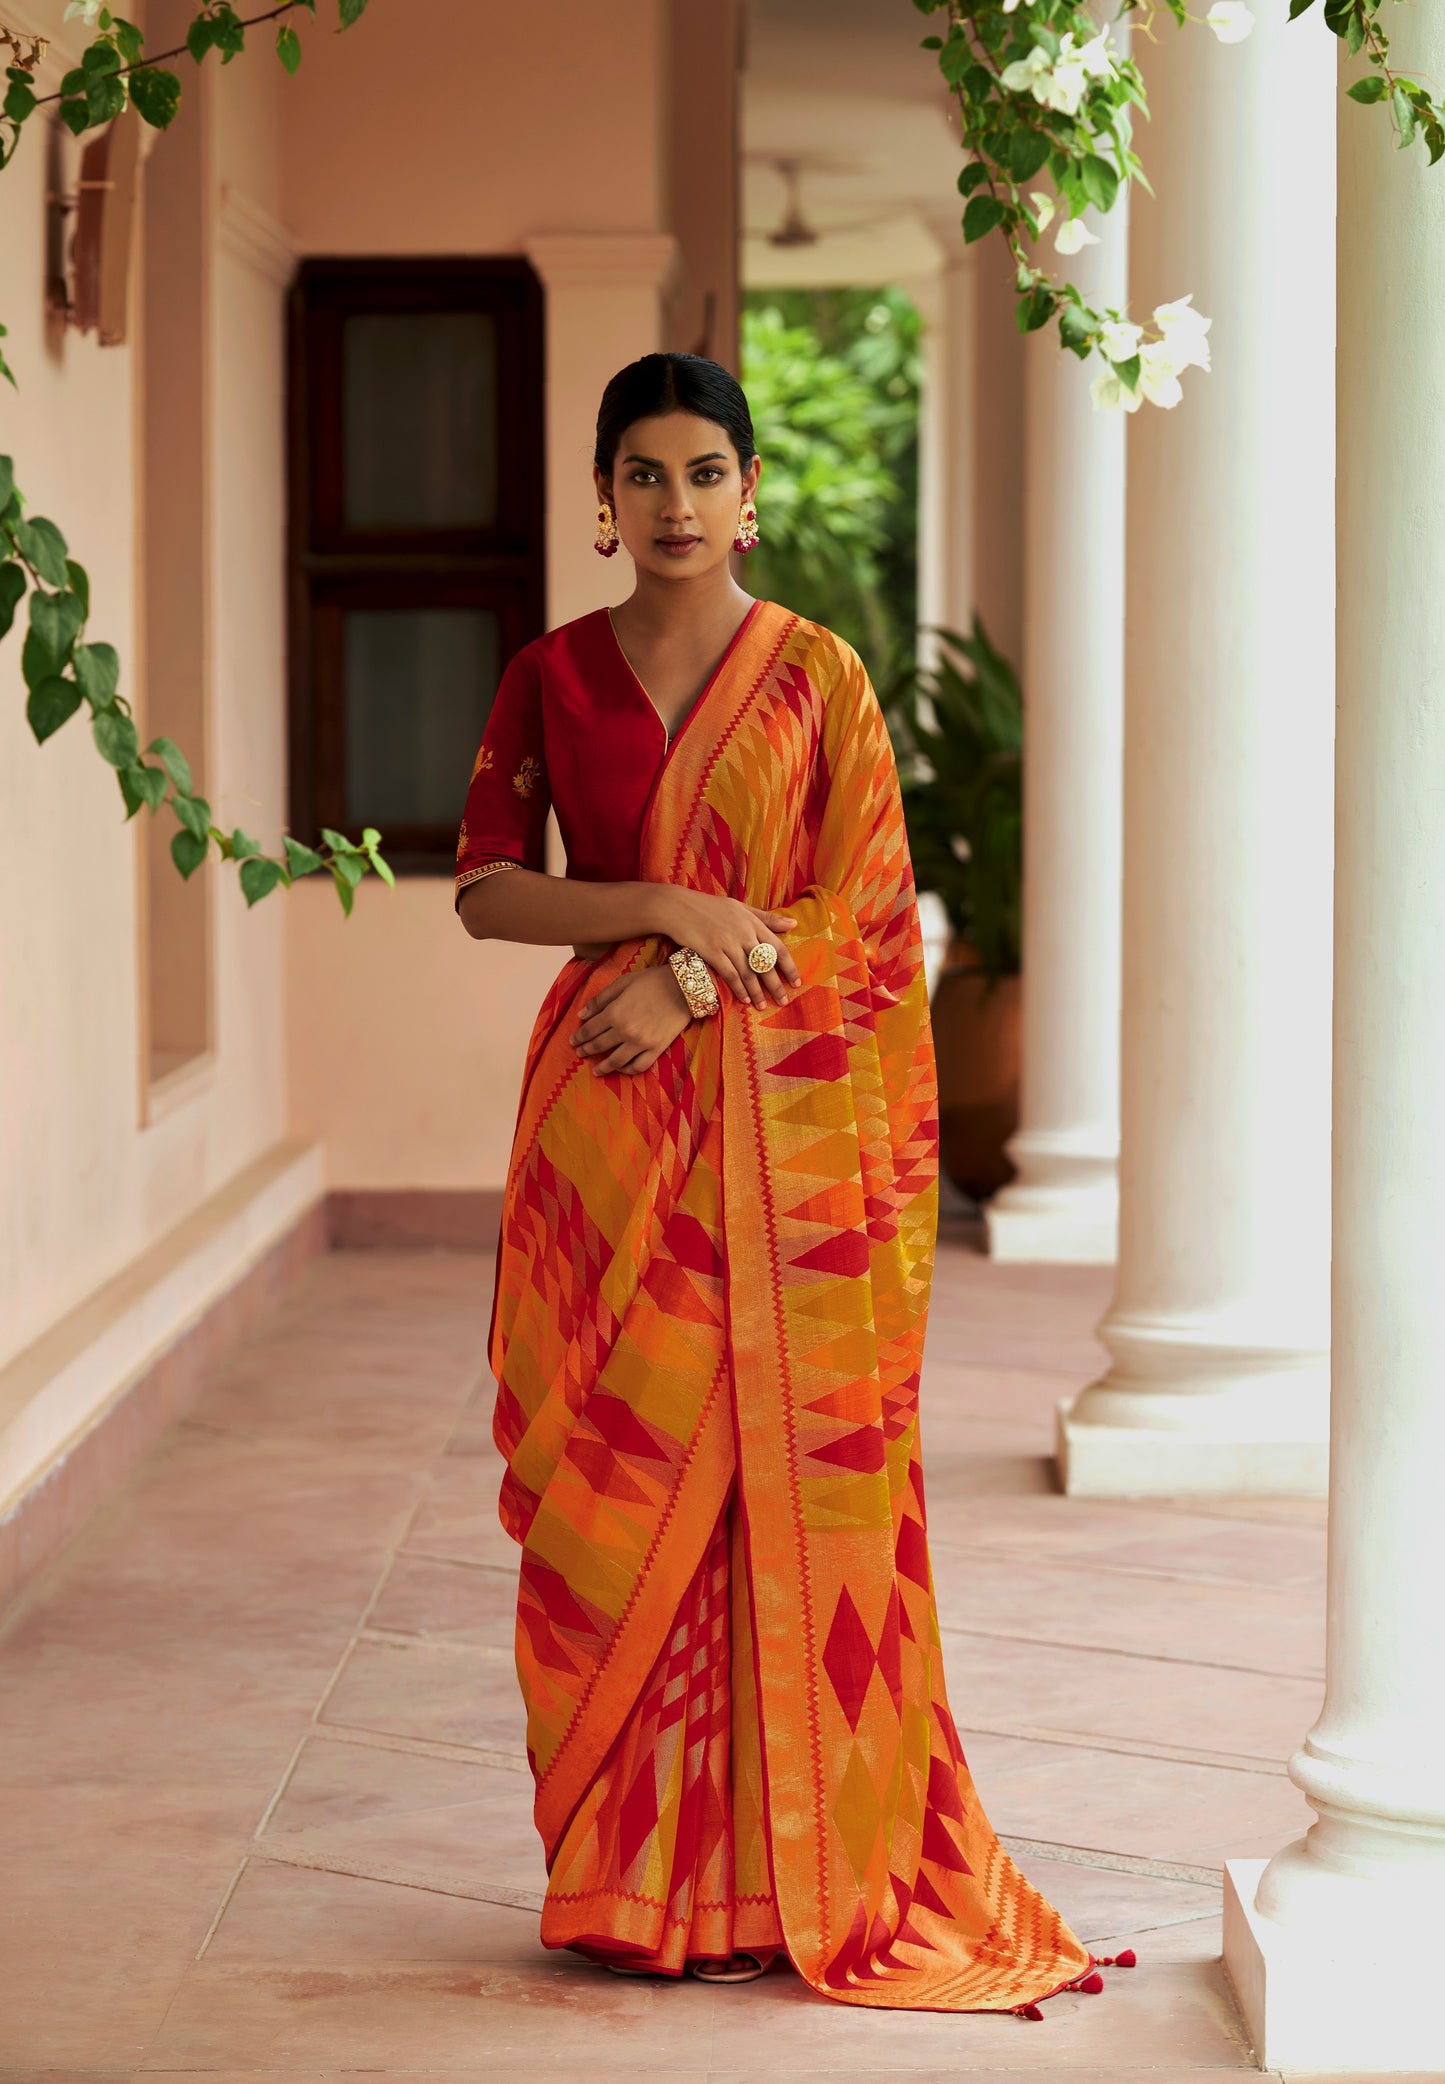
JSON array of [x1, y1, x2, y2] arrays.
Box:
[[456, 817, 469, 862], [471, 745, 495, 780], [512, 755, 542, 799]]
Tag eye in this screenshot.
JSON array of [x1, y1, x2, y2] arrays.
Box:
[[628, 468, 658, 485], [692, 467, 724, 485]]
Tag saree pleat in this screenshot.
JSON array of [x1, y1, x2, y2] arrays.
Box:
[[490, 603, 1090, 2009]]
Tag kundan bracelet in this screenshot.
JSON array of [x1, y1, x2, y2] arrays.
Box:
[[668, 946, 721, 1019]]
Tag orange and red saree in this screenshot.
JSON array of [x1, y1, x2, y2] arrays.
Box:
[[489, 602, 1092, 2010]]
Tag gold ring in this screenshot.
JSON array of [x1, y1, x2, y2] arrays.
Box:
[[748, 942, 778, 974]]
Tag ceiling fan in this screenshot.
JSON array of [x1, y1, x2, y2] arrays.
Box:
[[749, 154, 897, 248]]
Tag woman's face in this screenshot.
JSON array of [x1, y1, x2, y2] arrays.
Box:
[[595, 412, 761, 583]]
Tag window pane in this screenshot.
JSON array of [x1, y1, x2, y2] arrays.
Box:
[[343, 312, 498, 529], [344, 608, 500, 827]]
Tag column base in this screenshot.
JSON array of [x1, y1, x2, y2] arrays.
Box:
[[1056, 1395, 1328, 1497], [985, 1184, 1117, 1265], [1224, 1857, 1445, 2072], [986, 1135, 1118, 1263]]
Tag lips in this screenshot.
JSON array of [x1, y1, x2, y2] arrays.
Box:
[[656, 534, 702, 549]]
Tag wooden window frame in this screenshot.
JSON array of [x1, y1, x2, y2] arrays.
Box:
[[286, 256, 545, 874]]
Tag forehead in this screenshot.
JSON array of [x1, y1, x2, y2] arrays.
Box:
[[615, 410, 735, 463]]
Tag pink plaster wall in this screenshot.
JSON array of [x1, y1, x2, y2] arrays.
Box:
[[279, 0, 671, 1190]]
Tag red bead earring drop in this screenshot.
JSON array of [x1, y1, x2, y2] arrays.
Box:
[[594, 504, 620, 558], [733, 502, 760, 555]]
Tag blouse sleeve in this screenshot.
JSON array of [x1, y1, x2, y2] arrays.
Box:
[[454, 648, 551, 908]]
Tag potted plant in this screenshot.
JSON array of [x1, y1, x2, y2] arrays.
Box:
[[883, 619, 1022, 1200]]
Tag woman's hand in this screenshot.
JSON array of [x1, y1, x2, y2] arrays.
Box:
[[569, 964, 694, 1075], [653, 889, 803, 1008]]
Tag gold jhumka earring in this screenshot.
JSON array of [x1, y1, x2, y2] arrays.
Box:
[[594, 504, 620, 558], [733, 501, 760, 554]]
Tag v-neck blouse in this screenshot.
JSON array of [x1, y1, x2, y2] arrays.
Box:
[[454, 603, 760, 902]]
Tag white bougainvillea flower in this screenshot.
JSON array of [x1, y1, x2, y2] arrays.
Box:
[[1055, 217, 1101, 256], [1091, 366, 1144, 415], [1000, 43, 1054, 99], [1076, 29, 1116, 78], [1099, 318, 1143, 361], [1138, 340, 1185, 409], [1205, 1, 1255, 41], [1029, 190, 1057, 233], [64, 0, 105, 20], [1153, 294, 1213, 371], [1003, 29, 1115, 117]]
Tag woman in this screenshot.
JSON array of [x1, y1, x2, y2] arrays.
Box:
[[455, 353, 1110, 2014]]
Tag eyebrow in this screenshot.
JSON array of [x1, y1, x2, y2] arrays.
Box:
[[621, 451, 728, 468]]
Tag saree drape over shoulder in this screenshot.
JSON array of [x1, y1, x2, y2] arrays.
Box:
[[460, 601, 1092, 2012]]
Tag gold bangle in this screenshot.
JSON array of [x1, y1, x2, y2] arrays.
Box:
[[668, 946, 720, 1018]]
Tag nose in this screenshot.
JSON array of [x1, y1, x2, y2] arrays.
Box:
[[659, 475, 697, 525]]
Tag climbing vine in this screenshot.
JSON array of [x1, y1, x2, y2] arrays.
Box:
[[0, 1, 389, 912], [915, 0, 1445, 413]]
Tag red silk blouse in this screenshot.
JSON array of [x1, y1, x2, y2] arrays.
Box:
[[454, 603, 761, 903]]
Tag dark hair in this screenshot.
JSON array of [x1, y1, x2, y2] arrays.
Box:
[[594, 352, 756, 477]]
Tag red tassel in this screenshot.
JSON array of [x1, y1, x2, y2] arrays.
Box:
[[1115, 1949, 1137, 1967], [1074, 1971, 1104, 1994], [1015, 2002, 1045, 2021]]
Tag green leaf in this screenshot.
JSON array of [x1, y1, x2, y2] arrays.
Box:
[[957, 161, 990, 197], [1426, 118, 1445, 167], [367, 848, 395, 890], [172, 790, 213, 839], [129, 65, 182, 127], [1346, 72, 1387, 100], [1059, 301, 1094, 349], [320, 825, 364, 856], [276, 24, 302, 72], [82, 40, 122, 76], [171, 827, 209, 878], [1115, 352, 1142, 392], [1392, 80, 1418, 145], [27, 674, 83, 743], [147, 734, 192, 794], [93, 704, 140, 767], [332, 850, 366, 887], [85, 70, 127, 123], [0, 559, 25, 639], [1009, 130, 1052, 182], [1080, 154, 1119, 210], [14, 515, 69, 587], [331, 861, 356, 915], [72, 640, 120, 709], [64, 558, 89, 616], [1288, 0, 1317, 14], [228, 825, 263, 859], [239, 855, 285, 906], [3, 77, 35, 122], [338, 0, 371, 24], [1016, 285, 1055, 334], [0, 455, 12, 511], [963, 193, 1007, 243], [27, 587, 84, 671], [119, 760, 168, 816], [282, 834, 325, 879], [113, 17, 145, 64]]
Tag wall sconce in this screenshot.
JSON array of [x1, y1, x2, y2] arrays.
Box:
[[46, 107, 140, 345]]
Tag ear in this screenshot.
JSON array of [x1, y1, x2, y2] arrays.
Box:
[[592, 465, 614, 510], [741, 454, 762, 502]]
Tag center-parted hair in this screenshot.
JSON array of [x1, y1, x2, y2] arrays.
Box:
[[594, 352, 757, 477]]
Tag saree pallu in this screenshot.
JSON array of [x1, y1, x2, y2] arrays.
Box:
[[490, 603, 1090, 2010]]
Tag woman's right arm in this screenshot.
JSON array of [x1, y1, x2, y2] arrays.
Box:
[[458, 868, 669, 950], [461, 870, 802, 1008]]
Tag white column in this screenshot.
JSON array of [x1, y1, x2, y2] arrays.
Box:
[[1057, 9, 1336, 1494], [522, 233, 677, 630], [1224, 22, 1445, 2071], [918, 220, 979, 650], [986, 205, 1125, 1266]]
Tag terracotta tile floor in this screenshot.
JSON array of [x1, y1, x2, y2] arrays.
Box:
[[0, 1221, 1361, 2080]]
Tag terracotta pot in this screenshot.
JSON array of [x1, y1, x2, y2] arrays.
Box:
[[930, 940, 1020, 1201]]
